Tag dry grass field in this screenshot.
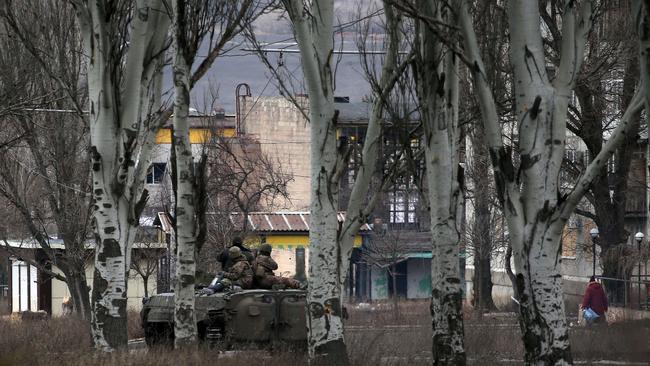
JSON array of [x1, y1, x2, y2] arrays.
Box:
[[0, 300, 648, 366]]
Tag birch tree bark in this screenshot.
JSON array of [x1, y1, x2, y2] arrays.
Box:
[[171, 0, 197, 347], [70, 0, 256, 349], [281, 1, 345, 362], [282, 1, 410, 362], [458, 0, 646, 364], [70, 0, 171, 350], [169, 0, 257, 347], [411, 1, 465, 363]]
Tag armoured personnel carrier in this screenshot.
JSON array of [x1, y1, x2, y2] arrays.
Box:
[[141, 289, 308, 349]]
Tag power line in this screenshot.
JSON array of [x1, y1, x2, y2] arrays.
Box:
[[241, 48, 406, 55], [239, 8, 388, 56]]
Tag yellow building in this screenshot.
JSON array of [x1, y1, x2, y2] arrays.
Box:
[[229, 212, 366, 277]]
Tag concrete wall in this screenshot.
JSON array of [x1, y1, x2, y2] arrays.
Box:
[[268, 246, 309, 278], [370, 267, 389, 300], [464, 267, 515, 306], [50, 261, 157, 316], [241, 97, 311, 210], [464, 266, 589, 312], [406, 259, 431, 299]]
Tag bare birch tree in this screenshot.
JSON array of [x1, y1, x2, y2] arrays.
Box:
[[541, 2, 640, 302], [66, 0, 172, 349], [457, 0, 647, 363], [171, 0, 199, 347], [63, 0, 259, 348], [279, 0, 408, 362], [407, 1, 466, 363], [170, 0, 258, 346]]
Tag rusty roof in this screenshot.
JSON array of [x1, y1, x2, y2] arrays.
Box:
[[225, 212, 371, 232]]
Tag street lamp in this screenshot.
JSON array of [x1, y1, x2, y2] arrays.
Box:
[[635, 232, 644, 308], [590, 228, 599, 278]]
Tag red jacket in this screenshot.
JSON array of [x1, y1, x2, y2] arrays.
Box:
[[581, 282, 608, 315]]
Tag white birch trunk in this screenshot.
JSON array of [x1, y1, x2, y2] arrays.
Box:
[[71, 0, 170, 350], [283, 0, 348, 363], [413, 2, 465, 362], [458, 0, 642, 363], [171, 0, 198, 347]]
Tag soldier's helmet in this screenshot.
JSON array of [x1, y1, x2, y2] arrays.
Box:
[[260, 243, 272, 255], [229, 246, 242, 259], [231, 236, 243, 247]]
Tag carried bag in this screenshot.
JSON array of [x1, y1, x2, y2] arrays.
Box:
[[583, 307, 599, 323]]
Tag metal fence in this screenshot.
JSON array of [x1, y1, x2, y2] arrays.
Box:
[[597, 276, 650, 310]]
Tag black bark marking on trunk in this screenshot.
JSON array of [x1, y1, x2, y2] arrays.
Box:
[[313, 339, 350, 366], [535, 201, 553, 222], [96, 238, 122, 263], [179, 274, 195, 287], [309, 302, 325, 318], [530, 95, 542, 119], [472, 61, 481, 73], [437, 72, 446, 97], [488, 147, 516, 212], [133, 189, 149, 225], [523, 45, 543, 81], [92, 237, 128, 349], [432, 290, 466, 365], [516, 262, 573, 365], [519, 153, 541, 171]]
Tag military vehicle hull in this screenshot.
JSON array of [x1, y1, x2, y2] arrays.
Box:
[[141, 289, 308, 349]]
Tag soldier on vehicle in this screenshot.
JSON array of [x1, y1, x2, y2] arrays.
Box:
[[205, 246, 254, 293], [217, 236, 254, 271], [223, 246, 254, 288], [253, 244, 301, 289]]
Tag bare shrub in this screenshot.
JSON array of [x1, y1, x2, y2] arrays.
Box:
[[0, 315, 90, 365], [64, 348, 306, 366], [345, 299, 430, 326], [570, 321, 650, 362], [0, 304, 647, 365]]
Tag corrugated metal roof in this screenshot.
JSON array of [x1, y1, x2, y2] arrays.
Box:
[[222, 212, 371, 232]]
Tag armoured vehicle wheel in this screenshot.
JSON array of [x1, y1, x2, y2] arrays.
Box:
[[144, 323, 174, 347]]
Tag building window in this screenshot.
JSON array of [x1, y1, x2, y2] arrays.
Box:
[[11, 260, 38, 312], [388, 181, 418, 224], [607, 154, 616, 174], [146, 163, 166, 184]]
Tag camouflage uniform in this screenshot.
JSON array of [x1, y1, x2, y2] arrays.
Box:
[[223, 247, 254, 289], [217, 237, 254, 271], [253, 245, 301, 289]]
